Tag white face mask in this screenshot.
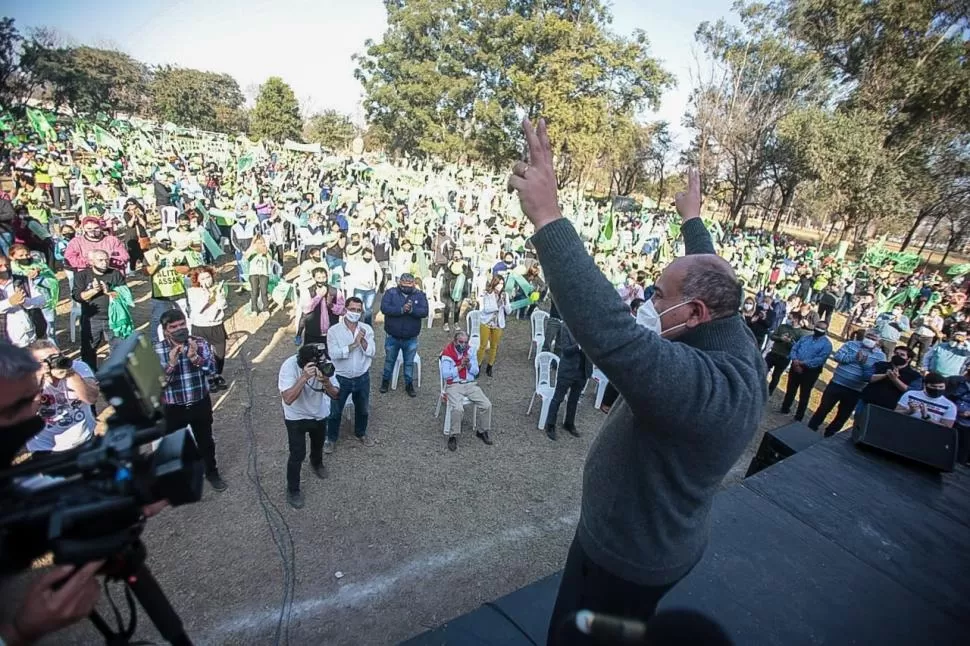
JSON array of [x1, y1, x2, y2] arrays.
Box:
[[635, 299, 692, 337], [345, 311, 361, 323], [862, 337, 876, 348], [743, 303, 754, 311]]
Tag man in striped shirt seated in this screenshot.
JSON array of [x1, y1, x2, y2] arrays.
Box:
[[895, 372, 957, 428]]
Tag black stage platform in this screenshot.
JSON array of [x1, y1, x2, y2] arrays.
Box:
[[403, 433, 970, 645]]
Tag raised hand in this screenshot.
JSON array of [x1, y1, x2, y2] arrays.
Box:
[[507, 118, 562, 231], [675, 169, 702, 221]]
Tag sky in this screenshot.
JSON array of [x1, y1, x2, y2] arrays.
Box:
[[4, 0, 736, 147]]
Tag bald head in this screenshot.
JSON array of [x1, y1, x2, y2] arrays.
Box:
[[651, 254, 743, 338]]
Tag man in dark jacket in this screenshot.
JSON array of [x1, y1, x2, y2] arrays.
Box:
[[378, 273, 429, 396], [508, 120, 765, 644], [153, 174, 172, 210], [765, 311, 806, 394], [545, 321, 593, 441]]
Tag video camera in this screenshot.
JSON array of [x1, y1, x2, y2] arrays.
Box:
[[0, 333, 204, 645]]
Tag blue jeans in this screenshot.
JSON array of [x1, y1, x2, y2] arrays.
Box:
[[234, 249, 245, 282], [382, 335, 418, 386], [328, 373, 370, 441], [354, 288, 377, 325]]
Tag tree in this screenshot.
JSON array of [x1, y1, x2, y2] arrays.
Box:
[[150, 66, 246, 132], [248, 76, 302, 142], [304, 110, 356, 151], [19, 43, 149, 115], [644, 121, 674, 206], [355, 0, 673, 173], [0, 17, 22, 106]]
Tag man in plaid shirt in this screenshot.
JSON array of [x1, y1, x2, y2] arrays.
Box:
[[154, 308, 227, 492]]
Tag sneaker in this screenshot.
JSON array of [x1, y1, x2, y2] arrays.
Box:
[[443, 323, 450, 332], [287, 490, 305, 509], [235, 286, 247, 294], [476, 431, 493, 446], [780, 408, 791, 415], [447, 436, 458, 451], [563, 423, 580, 438], [206, 472, 228, 492], [379, 380, 390, 394], [545, 425, 557, 441], [358, 435, 375, 447], [312, 463, 327, 480], [405, 383, 417, 398], [323, 440, 334, 454], [293, 334, 302, 346]]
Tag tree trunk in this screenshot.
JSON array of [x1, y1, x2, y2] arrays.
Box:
[[738, 208, 749, 229], [656, 168, 666, 208], [917, 214, 944, 256], [900, 207, 930, 251], [773, 182, 797, 235], [820, 218, 838, 247]]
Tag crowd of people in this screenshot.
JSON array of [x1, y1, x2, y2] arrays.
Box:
[[0, 110, 967, 644]]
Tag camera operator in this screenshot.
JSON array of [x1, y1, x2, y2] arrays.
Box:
[[0, 344, 104, 644], [25, 339, 99, 455], [154, 308, 228, 492], [278, 344, 340, 509]]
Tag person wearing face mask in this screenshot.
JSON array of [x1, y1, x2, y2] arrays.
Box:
[[300, 267, 346, 350], [860, 346, 920, 411], [508, 120, 766, 642], [325, 297, 377, 452], [920, 325, 970, 378], [493, 252, 516, 277], [72, 249, 126, 371], [0, 252, 47, 347], [765, 311, 807, 395], [230, 210, 258, 288], [187, 266, 229, 392], [63, 216, 128, 272], [144, 230, 190, 344], [874, 305, 912, 357], [391, 239, 417, 282], [379, 273, 429, 396], [439, 330, 494, 451], [440, 249, 473, 333], [895, 372, 956, 428], [154, 308, 227, 491], [344, 245, 383, 326], [477, 275, 512, 376], [807, 329, 885, 436]]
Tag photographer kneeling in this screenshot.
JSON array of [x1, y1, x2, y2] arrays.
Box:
[[26, 339, 100, 455], [278, 344, 340, 509]]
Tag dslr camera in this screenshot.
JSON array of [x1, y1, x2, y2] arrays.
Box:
[[42, 352, 73, 372], [301, 343, 336, 378]]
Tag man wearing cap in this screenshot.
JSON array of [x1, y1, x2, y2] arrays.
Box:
[[344, 245, 383, 326], [144, 231, 190, 343], [379, 273, 429, 396], [64, 217, 128, 272]]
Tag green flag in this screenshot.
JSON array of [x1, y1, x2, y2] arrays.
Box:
[[26, 108, 56, 141], [92, 124, 122, 150], [598, 210, 616, 250], [72, 129, 93, 152], [237, 153, 254, 173]]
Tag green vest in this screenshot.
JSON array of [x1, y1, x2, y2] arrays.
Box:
[[151, 258, 187, 299]]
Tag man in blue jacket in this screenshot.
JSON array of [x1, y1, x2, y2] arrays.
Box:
[[379, 273, 428, 397], [781, 319, 833, 421]]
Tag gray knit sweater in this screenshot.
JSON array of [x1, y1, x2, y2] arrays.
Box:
[[531, 217, 767, 585]]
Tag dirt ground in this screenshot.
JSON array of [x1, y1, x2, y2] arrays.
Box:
[[7, 255, 841, 646]]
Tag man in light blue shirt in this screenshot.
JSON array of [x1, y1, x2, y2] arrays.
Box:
[[781, 319, 834, 421], [809, 329, 885, 436]]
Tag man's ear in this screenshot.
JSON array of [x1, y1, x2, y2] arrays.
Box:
[[686, 300, 710, 328]]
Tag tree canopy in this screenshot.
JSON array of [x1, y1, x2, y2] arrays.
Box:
[[249, 76, 302, 143], [304, 109, 356, 151], [150, 67, 247, 133]]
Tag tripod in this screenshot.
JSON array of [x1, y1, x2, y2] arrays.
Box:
[[87, 539, 193, 646]]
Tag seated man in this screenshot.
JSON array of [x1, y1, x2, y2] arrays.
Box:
[[439, 330, 493, 452], [895, 372, 957, 428]]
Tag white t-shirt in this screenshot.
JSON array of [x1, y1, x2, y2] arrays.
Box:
[[896, 390, 958, 425], [278, 355, 339, 421], [27, 360, 97, 452]]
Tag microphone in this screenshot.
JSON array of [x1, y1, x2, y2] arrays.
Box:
[[574, 610, 647, 643]]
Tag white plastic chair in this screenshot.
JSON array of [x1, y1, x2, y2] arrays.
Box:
[[69, 302, 81, 343], [529, 309, 549, 359], [589, 366, 609, 409], [391, 352, 422, 390], [427, 275, 443, 329], [466, 310, 482, 351], [434, 357, 476, 432], [160, 206, 179, 230], [527, 351, 558, 429]]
